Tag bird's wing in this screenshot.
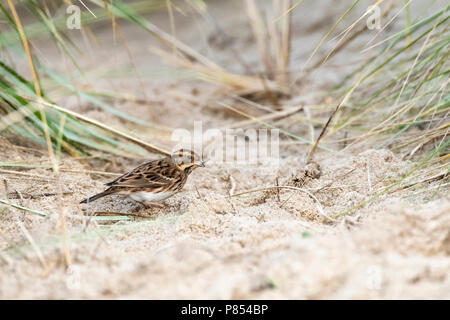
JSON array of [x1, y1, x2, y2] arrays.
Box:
[[105, 159, 180, 188]]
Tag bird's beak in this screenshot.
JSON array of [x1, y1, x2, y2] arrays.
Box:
[[198, 161, 206, 167]]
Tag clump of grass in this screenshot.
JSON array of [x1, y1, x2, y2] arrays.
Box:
[[245, 0, 292, 87], [318, 4, 450, 216], [332, 4, 449, 157], [0, 0, 172, 158]]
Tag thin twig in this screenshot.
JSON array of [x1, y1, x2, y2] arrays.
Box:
[[275, 178, 281, 202], [390, 170, 449, 193], [92, 211, 146, 218], [227, 175, 238, 214], [305, 97, 344, 164], [366, 162, 373, 194], [226, 106, 303, 129], [7, 191, 74, 199], [0, 199, 48, 216]]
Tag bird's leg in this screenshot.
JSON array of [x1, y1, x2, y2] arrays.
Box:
[[136, 201, 151, 209], [145, 201, 164, 208], [137, 201, 164, 209]]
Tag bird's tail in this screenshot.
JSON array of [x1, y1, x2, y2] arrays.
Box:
[[80, 189, 113, 204]]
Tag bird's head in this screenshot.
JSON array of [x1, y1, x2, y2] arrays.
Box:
[[170, 149, 205, 173]]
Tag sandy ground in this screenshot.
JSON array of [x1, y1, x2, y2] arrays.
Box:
[[1, 0, 449, 299]]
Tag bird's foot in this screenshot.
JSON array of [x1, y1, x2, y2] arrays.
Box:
[[137, 201, 164, 209], [146, 201, 165, 208]]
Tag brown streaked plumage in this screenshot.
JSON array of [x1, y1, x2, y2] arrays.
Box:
[[80, 149, 204, 207]]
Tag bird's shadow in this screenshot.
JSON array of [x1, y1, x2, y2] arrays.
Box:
[[81, 195, 172, 218]]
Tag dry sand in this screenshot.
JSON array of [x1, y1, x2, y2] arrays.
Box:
[[0, 0, 449, 299]]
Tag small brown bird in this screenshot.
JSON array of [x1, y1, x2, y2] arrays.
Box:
[[80, 149, 205, 207]]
